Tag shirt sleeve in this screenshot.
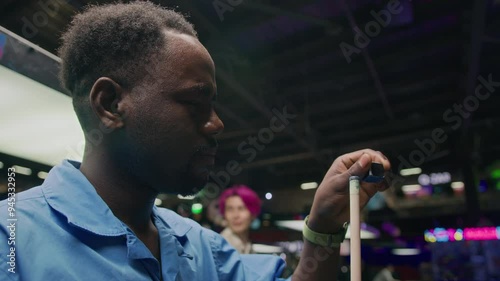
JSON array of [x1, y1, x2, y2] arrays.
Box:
[[211, 230, 292, 281]]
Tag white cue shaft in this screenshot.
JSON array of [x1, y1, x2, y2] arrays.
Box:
[[349, 176, 361, 281]]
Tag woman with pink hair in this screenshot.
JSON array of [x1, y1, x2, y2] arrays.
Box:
[[218, 184, 262, 254]]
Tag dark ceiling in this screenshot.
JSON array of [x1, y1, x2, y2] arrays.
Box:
[[0, 0, 499, 206]]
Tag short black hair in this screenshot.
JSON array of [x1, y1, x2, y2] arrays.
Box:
[[58, 1, 197, 130]]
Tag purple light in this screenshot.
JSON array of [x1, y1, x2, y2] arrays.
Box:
[[478, 179, 488, 193], [425, 227, 500, 242], [464, 227, 497, 241]]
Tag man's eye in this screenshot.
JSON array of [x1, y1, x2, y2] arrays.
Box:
[[181, 100, 201, 106]]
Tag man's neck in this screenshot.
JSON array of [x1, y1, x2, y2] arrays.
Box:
[[79, 151, 158, 232]]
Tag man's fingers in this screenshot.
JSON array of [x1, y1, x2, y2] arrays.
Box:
[[346, 152, 392, 197], [341, 149, 391, 171], [345, 153, 372, 179]]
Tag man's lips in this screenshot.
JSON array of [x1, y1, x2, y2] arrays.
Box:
[[193, 147, 217, 167], [196, 151, 216, 165], [199, 148, 217, 157], [197, 155, 215, 164]]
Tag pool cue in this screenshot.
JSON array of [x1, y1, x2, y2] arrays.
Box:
[[349, 176, 362, 281], [349, 162, 385, 281]]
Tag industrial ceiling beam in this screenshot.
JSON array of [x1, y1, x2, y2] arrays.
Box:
[[240, 1, 342, 35], [264, 14, 458, 79], [275, 35, 459, 85], [232, 117, 500, 170], [341, 0, 394, 119], [460, 0, 488, 226]]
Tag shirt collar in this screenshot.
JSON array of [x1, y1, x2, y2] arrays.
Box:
[[152, 206, 192, 238], [42, 160, 192, 238], [42, 160, 127, 236]]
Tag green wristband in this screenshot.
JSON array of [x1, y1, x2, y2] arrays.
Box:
[[302, 215, 348, 248]]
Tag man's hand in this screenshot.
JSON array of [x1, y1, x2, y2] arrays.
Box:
[[292, 149, 391, 281], [308, 149, 391, 234]]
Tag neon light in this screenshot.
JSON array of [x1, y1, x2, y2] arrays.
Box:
[[425, 227, 500, 242], [424, 230, 437, 243], [191, 203, 203, 215], [464, 227, 497, 240], [491, 169, 500, 179], [434, 228, 449, 242], [418, 172, 451, 186], [454, 229, 463, 241]]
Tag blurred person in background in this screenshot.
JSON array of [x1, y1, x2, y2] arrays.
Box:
[[418, 262, 433, 281], [218, 184, 261, 254], [175, 202, 191, 218], [206, 199, 225, 232], [373, 264, 400, 281]]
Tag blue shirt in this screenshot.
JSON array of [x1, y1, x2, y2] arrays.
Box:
[[0, 160, 290, 281]]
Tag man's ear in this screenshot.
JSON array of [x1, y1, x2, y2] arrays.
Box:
[[89, 77, 126, 129]]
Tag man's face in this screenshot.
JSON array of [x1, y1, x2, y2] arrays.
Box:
[[224, 196, 254, 236], [119, 30, 224, 195]]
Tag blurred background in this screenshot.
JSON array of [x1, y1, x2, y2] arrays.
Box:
[[1, 0, 500, 280]]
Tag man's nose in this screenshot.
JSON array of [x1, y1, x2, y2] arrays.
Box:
[[203, 109, 224, 136]]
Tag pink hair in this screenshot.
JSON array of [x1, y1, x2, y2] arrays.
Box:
[[218, 184, 262, 217]]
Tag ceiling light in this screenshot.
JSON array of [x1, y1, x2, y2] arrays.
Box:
[[451, 181, 464, 190], [274, 220, 304, 231], [37, 171, 48, 179], [265, 192, 272, 200], [300, 182, 318, 190], [275, 220, 379, 239], [345, 223, 379, 239], [12, 165, 31, 176], [252, 244, 283, 254], [402, 184, 421, 193], [400, 167, 422, 176], [392, 248, 421, 256], [0, 65, 85, 166]]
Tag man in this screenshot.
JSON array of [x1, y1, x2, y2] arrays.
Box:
[[0, 2, 391, 280]]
